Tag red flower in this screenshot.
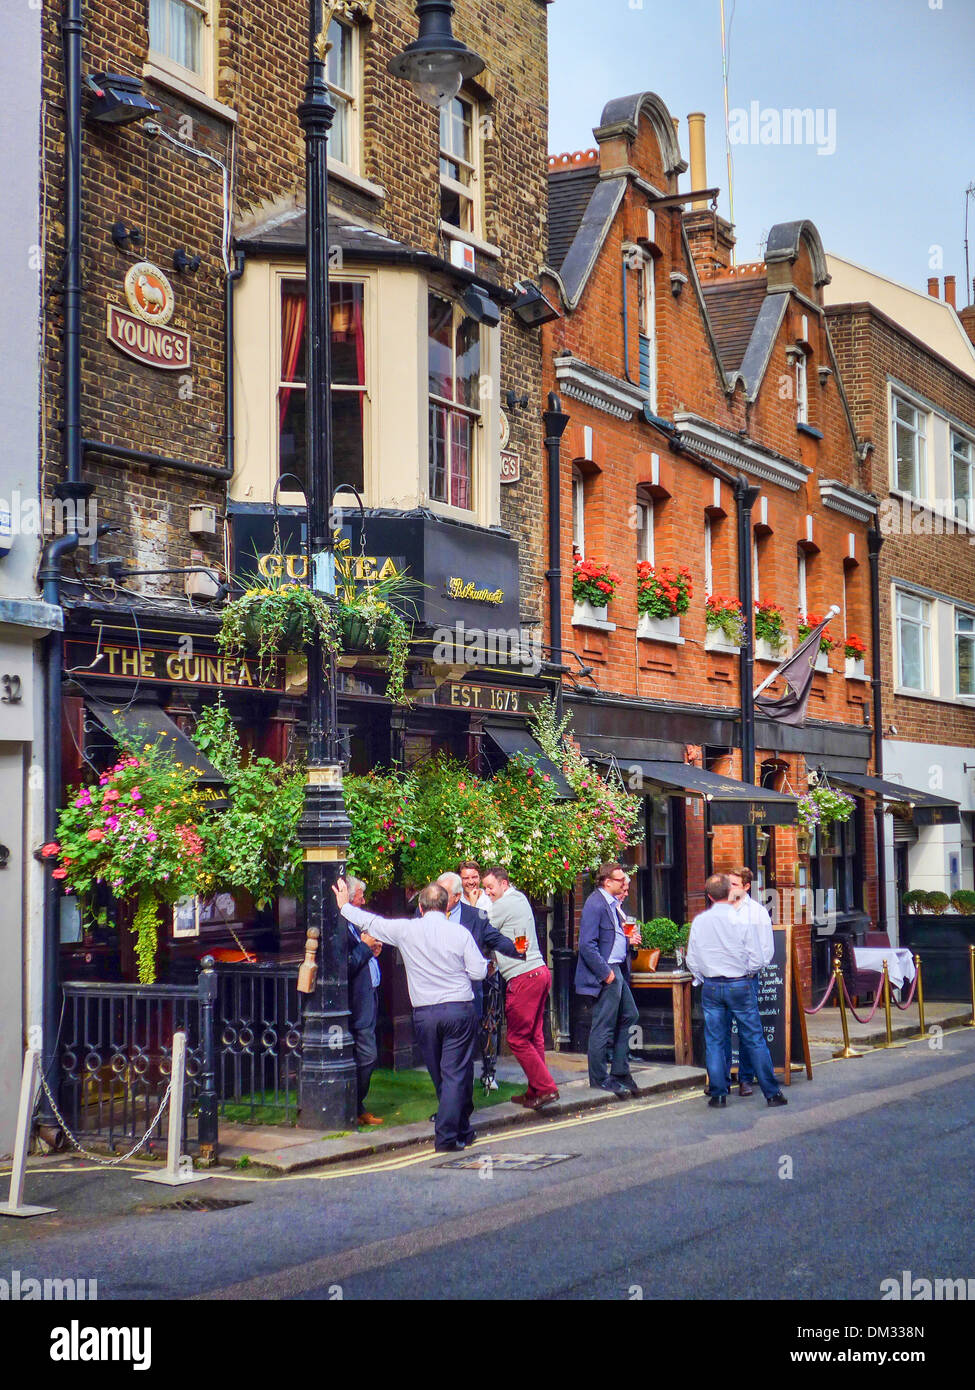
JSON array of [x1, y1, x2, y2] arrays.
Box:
[[87, 829, 105, 843], [52, 868, 68, 880], [41, 842, 60, 859]]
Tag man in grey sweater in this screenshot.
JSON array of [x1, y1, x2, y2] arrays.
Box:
[[482, 866, 560, 1109]]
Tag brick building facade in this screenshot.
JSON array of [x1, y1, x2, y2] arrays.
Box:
[[826, 264, 975, 920], [541, 94, 882, 1004]]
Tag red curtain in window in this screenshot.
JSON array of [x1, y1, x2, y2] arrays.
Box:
[[331, 288, 365, 424], [279, 290, 307, 428]]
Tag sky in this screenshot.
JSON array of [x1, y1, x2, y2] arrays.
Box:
[[548, 0, 975, 301]]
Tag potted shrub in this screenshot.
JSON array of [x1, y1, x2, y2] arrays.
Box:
[[705, 593, 744, 652], [572, 556, 620, 627], [798, 613, 836, 673], [950, 889, 975, 915], [637, 562, 692, 642], [902, 888, 928, 915], [925, 890, 950, 915], [638, 916, 690, 971], [844, 633, 868, 679], [754, 602, 787, 661]]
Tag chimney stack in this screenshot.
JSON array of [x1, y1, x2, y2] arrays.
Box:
[[927, 277, 940, 298], [688, 112, 707, 211], [944, 275, 956, 308]]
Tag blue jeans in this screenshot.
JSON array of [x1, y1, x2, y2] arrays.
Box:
[[702, 978, 780, 1100], [725, 975, 761, 1086]]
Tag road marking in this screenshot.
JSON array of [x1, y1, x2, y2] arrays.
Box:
[[193, 1052, 975, 1300]]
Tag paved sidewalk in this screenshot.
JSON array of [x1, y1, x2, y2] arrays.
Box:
[[802, 999, 970, 1050], [216, 1052, 706, 1174]]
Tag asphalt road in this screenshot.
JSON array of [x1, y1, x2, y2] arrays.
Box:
[[3, 1026, 975, 1305]]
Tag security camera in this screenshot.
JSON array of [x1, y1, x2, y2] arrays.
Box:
[[142, 120, 161, 139]]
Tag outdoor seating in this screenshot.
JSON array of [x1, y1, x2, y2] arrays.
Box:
[[838, 939, 882, 1007]]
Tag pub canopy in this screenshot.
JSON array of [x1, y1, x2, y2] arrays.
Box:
[[593, 757, 799, 826], [830, 771, 960, 827]]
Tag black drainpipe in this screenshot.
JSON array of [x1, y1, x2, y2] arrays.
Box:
[[868, 521, 888, 933], [542, 392, 571, 1046], [735, 477, 761, 867], [225, 250, 245, 478]]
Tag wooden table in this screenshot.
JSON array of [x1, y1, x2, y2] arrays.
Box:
[[630, 970, 694, 1066]]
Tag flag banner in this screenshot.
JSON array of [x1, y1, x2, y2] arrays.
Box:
[[754, 613, 833, 726]]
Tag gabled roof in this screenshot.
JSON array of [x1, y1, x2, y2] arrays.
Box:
[[701, 275, 768, 374], [547, 163, 601, 275]]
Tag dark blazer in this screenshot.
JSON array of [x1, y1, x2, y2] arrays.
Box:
[[574, 889, 630, 997], [458, 901, 522, 962], [347, 928, 378, 1033]]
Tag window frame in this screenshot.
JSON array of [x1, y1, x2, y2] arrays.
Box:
[[895, 588, 932, 693], [952, 429, 975, 526], [571, 468, 586, 557], [891, 392, 928, 499], [703, 515, 713, 598], [439, 92, 483, 238], [797, 548, 808, 618], [147, 0, 215, 96], [427, 291, 482, 513], [638, 255, 658, 412], [955, 608, 975, 698], [636, 486, 655, 564], [275, 272, 370, 504], [324, 14, 361, 175], [795, 351, 809, 426]]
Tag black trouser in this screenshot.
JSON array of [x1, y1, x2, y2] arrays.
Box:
[[413, 1000, 478, 1149], [354, 988, 379, 1113], [587, 970, 639, 1087]]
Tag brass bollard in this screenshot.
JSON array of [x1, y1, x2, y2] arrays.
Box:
[[968, 945, 975, 1028], [832, 955, 863, 1060], [881, 960, 893, 1047], [915, 954, 929, 1040]]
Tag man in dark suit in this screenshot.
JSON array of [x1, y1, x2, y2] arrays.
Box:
[[574, 862, 640, 1095], [436, 872, 523, 1091], [346, 876, 382, 1126]]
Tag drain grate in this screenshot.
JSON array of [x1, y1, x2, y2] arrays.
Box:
[[434, 1152, 577, 1172], [141, 1197, 252, 1214]]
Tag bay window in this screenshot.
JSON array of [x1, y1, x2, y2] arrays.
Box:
[[278, 279, 366, 496], [428, 292, 480, 511]]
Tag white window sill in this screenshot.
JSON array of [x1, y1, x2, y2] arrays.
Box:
[[142, 62, 238, 124], [637, 632, 685, 647], [328, 158, 386, 202], [439, 222, 502, 261], [844, 673, 871, 683], [572, 614, 616, 633]]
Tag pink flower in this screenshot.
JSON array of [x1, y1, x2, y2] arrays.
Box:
[[52, 867, 68, 880], [40, 842, 60, 858], [409, 840, 417, 848], [105, 816, 119, 831], [87, 829, 105, 843], [130, 789, 142, 801], [104, 789, 120, 803], [74, 793, 91, 808], [147, 832, 158, 843]]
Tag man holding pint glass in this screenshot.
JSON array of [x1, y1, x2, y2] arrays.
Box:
[[481, 866, 561, 1109]]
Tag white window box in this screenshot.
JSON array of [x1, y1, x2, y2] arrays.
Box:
[[705, 626, 741, 655], [815, 651, 831, 673], [572, 601, 615, 632], [637, 613, 684, 645], [755, 637, 787, 662], [845, 656, 867, 680]]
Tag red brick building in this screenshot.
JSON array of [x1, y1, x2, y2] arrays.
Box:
[[542, 94, 882, 1002]]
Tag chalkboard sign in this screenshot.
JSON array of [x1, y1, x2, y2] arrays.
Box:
[[730, 924, 812, 1085]]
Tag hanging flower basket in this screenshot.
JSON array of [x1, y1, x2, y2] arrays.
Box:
[[218, 577, 340, 686], [796, 784, 856, 832]]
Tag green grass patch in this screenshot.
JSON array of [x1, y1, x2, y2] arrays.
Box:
[[220, 1071, 521, 1130]]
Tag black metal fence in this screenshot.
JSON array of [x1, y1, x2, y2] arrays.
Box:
[[58, 959, 302, 1152]]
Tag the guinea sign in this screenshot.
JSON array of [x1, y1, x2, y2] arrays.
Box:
[[106, 261, 191, 370]]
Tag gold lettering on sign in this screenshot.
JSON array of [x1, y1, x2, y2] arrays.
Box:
[[447, 577, 505, 605]]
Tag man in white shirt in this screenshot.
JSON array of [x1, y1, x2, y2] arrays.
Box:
[[686, 873, 786, 1110], [334, 877, 488, 1153], [728, 866, 775, 1097]]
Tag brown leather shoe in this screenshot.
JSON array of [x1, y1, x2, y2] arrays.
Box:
[[738, 1084, 754, 1097], [527, 1089, 560, 1109], [357, 1111, 384, 1126], [510, 1092, 534, 1107]]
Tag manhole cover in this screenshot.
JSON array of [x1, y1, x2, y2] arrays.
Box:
[[434, 1152, 577, 1171], [140, 1197, 251, 1214]]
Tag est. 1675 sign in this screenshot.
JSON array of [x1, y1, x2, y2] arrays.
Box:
[[106, 262, 192, 371]]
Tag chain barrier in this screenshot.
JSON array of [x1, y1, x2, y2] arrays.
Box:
[[802, 972, 837, 1015], [35, 1070, 173, 1167]]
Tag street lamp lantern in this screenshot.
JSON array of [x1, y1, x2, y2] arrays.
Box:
[[389, 0, 485, 108]]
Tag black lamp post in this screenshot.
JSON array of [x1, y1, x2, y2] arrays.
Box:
[[389, 1, 485, 108], [295, 1, 355, 1130]]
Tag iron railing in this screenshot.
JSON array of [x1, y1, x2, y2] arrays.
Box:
[[213, 964, 302, 1125]]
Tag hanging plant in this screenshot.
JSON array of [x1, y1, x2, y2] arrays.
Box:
[[333, 560, 419, 708], [342, 768, 417, 893], [705, 593, 744, 644], [796, 784, 856, 831], [754, 602, 786, 649], [844, 633, 867, 661], [218, 565, 341, 687], [637, 562, 692, 618], [44, 723, 207, 983]]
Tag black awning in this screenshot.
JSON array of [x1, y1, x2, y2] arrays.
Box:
[[87, 700, 228, 809], [482, 723, 575, 800], [599, 757, 798, 826], [832, 772, 960, 826]]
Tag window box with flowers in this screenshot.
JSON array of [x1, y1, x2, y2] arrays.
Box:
[[798, 613, 836, 673], [754, 602, 788, 662], [844, 633, 868, 680], [636, 563, 691, 644], [572, 556, 620, 630], [705, 594, 744, 653]]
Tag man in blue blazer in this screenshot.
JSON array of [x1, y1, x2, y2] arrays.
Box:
[[574, 862, 640, 1095], [347, 877, 383, 1125]]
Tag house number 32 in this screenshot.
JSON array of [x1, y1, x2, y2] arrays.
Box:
[[1, 675, 22, 704]]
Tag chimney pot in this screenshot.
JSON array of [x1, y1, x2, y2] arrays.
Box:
[[945, 275, 956, 308], [687, 112, 707, 211], [927, 277, 940, 298]]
